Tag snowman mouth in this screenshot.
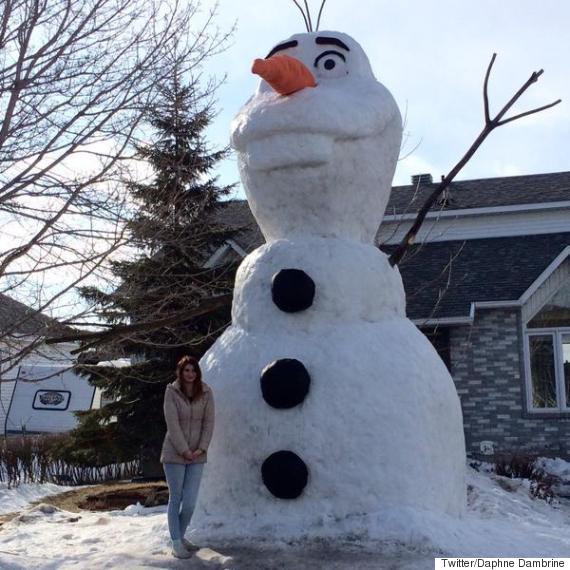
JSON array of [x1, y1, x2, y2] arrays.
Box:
[[245, 132, 335, 171]]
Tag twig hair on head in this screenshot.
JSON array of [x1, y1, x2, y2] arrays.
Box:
[[315, 0, 327, 30], [291, 0, 310, 31], [290, 0, 328, 32]]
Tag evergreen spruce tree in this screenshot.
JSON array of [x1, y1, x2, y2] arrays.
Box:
[[67, 69, 239, 477]]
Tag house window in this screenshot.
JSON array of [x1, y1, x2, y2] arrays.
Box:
[[421, 326, 451, 372], [525, 280, 570, 412]]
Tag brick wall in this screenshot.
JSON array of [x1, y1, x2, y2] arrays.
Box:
[[450, 308, 570, 459]]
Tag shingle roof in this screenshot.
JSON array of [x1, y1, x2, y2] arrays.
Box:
[[214, 200, 264, 253], [215, 209, 570, 320], [217, 172, 570, 320], [381, 233, 570, 320], [222, 171, 570, 253], [0, 293, 73, 337], [385, 171, 570, 216]]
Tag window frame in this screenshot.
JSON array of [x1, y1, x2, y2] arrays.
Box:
[[524, 326, 570, 413]]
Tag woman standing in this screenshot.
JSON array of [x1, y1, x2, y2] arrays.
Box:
[[160, 355, 214, 559]]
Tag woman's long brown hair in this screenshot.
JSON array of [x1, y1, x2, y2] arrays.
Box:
[[175, 355, 204, 400]]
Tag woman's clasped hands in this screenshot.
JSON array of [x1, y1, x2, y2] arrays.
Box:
[[183, 449, 204, 462]]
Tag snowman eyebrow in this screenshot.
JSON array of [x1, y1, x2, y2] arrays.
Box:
[[265, 40, 299, 59], [315, 37, 350, 51]]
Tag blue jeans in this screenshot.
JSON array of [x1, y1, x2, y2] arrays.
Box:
[[163, 462, 204, 541]]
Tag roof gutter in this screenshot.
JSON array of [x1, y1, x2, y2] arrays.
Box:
[[383, 200, 570, 223], [412, 301, 523, 326], [412, 316, 474, 326]]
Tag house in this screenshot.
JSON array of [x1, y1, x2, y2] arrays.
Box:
[[0, 293, 96, 436], [212, 171, 570, 460]]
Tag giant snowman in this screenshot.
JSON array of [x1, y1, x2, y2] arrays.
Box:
[[194, 31, 466, 541]]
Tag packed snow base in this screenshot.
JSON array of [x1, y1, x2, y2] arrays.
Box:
[[197, 294, 465, 539], [1, 467, 570, 569]]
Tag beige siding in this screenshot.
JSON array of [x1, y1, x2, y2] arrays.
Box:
[[378, 208, 570, 245], [522, 258, 570, 323]]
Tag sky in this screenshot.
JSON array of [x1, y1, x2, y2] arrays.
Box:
[[4, 0, 568, 317], [200, 0, 569, 196]]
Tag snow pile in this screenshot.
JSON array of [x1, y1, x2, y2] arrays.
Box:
[[536, 456, 570, 482], [0, 482, 71, 515], [430, 466, 570, 556], [0, 464, 569, 568]]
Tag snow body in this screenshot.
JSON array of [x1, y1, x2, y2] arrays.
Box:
[[194, 31, 466, 541]]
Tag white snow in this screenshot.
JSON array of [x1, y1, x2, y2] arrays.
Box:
[[196, 315, 466, 538], [536, 457, 570, 482], [197, 29, 465, 540], [0, 465, 570, 568], [232, 237, 405, 329], [0, 483, 72, 515]]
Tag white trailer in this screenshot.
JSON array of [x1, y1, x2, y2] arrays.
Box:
[[4, 364, 96, 435]]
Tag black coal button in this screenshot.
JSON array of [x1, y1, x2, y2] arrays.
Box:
[[260, 358, 310, 409], [271, 269, 315, 313], [261, 450, 308, 499]]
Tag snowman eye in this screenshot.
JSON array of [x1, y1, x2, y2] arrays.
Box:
[[314, 50, 347, 78]]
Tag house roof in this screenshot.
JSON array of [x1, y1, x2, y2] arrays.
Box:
[[214, 200, 264, 253], [216, 172, 570, 322], [382, 233, 570, 321], [221, 171, 570, 254], [385, 171, 570, 216], [0, 293, 73, 337]]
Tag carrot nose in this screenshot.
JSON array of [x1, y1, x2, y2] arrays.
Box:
[[252, 54, 316, 96]]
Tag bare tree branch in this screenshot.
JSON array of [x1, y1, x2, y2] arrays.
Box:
[[45, 293, 233, 353], [0, 0, 231, 368]]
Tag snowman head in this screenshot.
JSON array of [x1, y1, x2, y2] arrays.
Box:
[[231, 31, 402, 244]]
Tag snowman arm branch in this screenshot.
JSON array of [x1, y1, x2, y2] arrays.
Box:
[[389, 127, 489, 267], [491, 67, 561, 126], [389, 56, 561, 267], [482, 53, 496, 124], [495, 99, 562, 126]]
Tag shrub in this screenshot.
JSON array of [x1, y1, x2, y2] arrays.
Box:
[[493, 453, 560, 504], [0, 433, 140, 488], [494, 454, 536, 479]]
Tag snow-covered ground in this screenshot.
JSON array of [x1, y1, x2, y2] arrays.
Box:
[[0, 482, 72, 515], [0, 464, 569, 569]]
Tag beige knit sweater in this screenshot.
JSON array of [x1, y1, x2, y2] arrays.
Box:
[[160, 380, 215, 464]]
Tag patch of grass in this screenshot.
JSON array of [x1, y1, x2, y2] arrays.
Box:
[[41, 481, 168, 512], [0, 481, 169, 529]]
